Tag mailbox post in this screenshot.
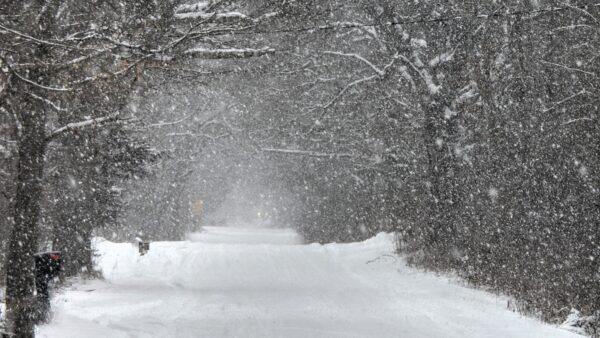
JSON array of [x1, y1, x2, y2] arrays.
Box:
[[33, 251, 62, 323]]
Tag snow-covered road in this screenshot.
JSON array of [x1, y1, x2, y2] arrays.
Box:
[[38, 226, 580, 338]]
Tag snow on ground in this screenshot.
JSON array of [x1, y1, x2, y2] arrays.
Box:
[[38, 226, 581, 338], [0, 287, 4, 322], [187, 226, 303, 245]]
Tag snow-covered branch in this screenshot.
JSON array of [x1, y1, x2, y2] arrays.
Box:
[[454, 82, 479, 106], [174, 1, 278, 23], [323, 51, 385, 76], [315, 75, 379, 113], [562, 117, 594, 125], [396, 54, 440, 95], [262, 148, 353, 159], [540, 60, 596, 76], [166, 132, 231, 141], [184, 47, 276, 59], [429, 50, 455, 68], [27, 93, 67, 112], [176, 11, 248, 21], [3, 57, 73, 91], [47, 113, 126, 141], [56, 48, 113, 68], [174, 1, 248, 21], [543, 89, 588, 113], [561, 2, 598, 23], [147, 116, 191, 128], [0, 23, 68, 48]]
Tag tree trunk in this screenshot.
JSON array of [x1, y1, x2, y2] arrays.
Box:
[[5, 104, 47, 338], [422, 95, 458, 252]]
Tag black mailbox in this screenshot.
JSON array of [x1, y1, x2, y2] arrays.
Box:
[[34, 252, 62, 285], [33, 251, 62, 323], [139, 242, 150, 255]]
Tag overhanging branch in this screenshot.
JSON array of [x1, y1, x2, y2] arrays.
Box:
[[184, 47, 276, 59], [262, 148, 353, 159], [46, 113, 129, 142]]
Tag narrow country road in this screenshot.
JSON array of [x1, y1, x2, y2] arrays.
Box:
[[39, 227, 581, 338]]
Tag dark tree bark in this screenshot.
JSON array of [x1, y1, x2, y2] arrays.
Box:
[[5, 93, 47, 338]]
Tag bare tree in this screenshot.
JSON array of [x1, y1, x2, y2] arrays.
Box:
[[0, 0, 280, 335]]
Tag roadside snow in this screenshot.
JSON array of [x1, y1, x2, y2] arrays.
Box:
[[38, 227, 581, 338], [0, 286, 5, 322], [187, 226, 303, 245]]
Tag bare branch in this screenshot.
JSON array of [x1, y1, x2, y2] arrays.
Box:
[[396, 54, 427, 84], [544, 89, 588, 113], [561, 1, 598, 22], [429, 49, 456, 67], [562, 117, 594, 125], [66, 54, 151, 86], [396, 54, 441, 94], [0, 23, 68, 48], [147, 116, 191, 128], [554, 24, 595, 31], [184, 47, 276, 59], [165, 132, 231, 141], [176, 11, 249, 21], [55, 47, 113, 68], [27, 92, 67, 111], [0, 55, 73, 91], [9, 68, 73, 91], [262, 148, 354, 159], [2, 104, 22, 138], [47, 113, 126, 141], [540, 60, 596, 76], [323, 51, 385, 76], [316, 75, 379, 113]]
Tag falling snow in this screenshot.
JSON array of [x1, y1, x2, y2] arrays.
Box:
[[0, 1, 598, 337]]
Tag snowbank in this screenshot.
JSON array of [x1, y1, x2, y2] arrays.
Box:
[[187, 225, 304, 245], [0, 286, 4, 322], [39, 227, 581, 338]]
